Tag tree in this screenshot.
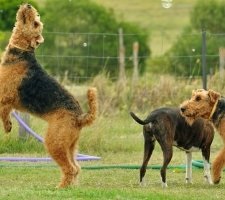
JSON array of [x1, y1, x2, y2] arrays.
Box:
[[163, 0, 225, 77], [190, 0, 225, 33], [36, 0, 150, 80], [0, 0, 39, 31]]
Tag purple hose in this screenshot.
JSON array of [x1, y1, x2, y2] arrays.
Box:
[[12, 112, 44, 143], [0, 156, 100, 162], [5, 111, 101, 161]]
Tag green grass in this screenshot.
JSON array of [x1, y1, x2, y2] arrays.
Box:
[[0, 74, 224, 199], [0, 109, 224, 199], [0, 1, 223, 198], [0, 162, 225, 199]]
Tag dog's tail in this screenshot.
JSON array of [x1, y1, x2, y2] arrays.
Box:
[[78, 87, 98, 127], [130, 112, 151, 125]]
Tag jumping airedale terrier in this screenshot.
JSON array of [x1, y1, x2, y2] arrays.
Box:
[[130, 108, 214, 187], [180, 89, 225, 184], [0, 4, 97, 188]]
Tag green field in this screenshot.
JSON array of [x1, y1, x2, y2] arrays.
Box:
[[0, 73, 224, 199], [0, 106, 224, 199], [0, 164, 225, 200]]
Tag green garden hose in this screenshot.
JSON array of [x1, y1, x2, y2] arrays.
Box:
[[0, 160, 205, 169]]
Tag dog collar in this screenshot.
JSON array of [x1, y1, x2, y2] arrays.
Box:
[[209, 99, 219, 120], [9, 43, 34, 52]]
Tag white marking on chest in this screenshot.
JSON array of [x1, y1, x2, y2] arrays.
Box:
[[173, 141, 200, 152]]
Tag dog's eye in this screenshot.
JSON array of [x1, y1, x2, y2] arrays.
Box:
[[195, 96, 201, 101], [34, 21, 39, 28]]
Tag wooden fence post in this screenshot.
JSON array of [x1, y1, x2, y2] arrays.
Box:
[[18, 112, 30, 140], [132, 41, 139, 86], [118, 28, 126, 84], [219, 47, 225, 79], [201, 28, 207, 90]]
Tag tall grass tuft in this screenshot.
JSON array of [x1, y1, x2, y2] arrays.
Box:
[[0, 120, 45, 154], [91, 72, 203, 115]]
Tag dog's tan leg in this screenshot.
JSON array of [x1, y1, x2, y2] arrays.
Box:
[[0, 105, 12, 133], [212, 146, 225, 184], [213, 120, 225, 184], [45, 141, 77, 188], [45, 123, 79, 188], [69, 140, 81, 185]]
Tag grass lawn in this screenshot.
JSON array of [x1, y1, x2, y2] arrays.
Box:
[[0, 110, 224, 199], [0, 159, 225, 200]]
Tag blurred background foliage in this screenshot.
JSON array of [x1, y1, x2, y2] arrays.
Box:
[[157, 0, 225, 77], [1, 0, 225, 80], [0, 0, 150, 80], [0, 0, 38, 30]]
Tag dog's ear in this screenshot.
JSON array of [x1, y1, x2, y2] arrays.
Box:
[[208, 89, 221, 103]]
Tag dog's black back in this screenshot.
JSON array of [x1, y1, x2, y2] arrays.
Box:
[[9, 47, 83, 115]]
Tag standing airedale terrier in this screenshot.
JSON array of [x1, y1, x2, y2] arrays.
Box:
[[180, 89, 225, 184], [0, 4, 97, 188]]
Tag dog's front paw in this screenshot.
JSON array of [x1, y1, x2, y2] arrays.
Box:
[[161, 182, 168, 188], [140, 180, 146, 187], [213, 176, 221, 185], [204, 175, 213, 185], [4, 120, 12, 133], [185, 177, 193, 184]]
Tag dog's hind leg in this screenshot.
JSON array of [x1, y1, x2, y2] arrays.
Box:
[[185, 152, 192, 184], [212, 121, 225, 184], [212, 146, 225, 184], [158, 140, 173, 188], [69, 139, 81, 185], [201, 147, 213, 184], [45, 142, 77, 188], [140, 126, 155, 186], [203, 158, 212, 184], [45, 122, 79, 188]]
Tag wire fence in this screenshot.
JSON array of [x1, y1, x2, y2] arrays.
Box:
[[1, 30, 225, 82]]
